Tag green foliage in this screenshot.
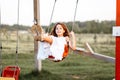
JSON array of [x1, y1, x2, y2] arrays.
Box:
[[0, 20, 115, 34], [75, 20, 115, 33], [0, 24, 30, 31]]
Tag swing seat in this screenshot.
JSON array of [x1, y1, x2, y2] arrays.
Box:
[[1, 66, 20, 80], [0, 77, 15, 80]]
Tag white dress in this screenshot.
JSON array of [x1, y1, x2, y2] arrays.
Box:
[[37, 36, 67, 61]]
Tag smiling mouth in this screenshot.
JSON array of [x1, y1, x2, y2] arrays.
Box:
[[57, 31, 61, 33]]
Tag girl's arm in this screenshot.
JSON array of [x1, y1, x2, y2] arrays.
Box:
[[69, 31, 76, 50]]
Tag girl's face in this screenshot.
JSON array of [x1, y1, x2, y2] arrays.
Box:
[[55, 24, 65, 37]]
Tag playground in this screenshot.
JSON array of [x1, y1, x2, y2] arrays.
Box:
[[0, 0, 118, 80], [1, 32, 115, 80]]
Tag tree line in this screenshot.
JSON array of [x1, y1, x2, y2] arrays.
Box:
[[0, 20, 115, 34]]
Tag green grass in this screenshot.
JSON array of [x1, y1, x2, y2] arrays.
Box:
[[0, 33, 115, 80], [1, 53, 115, 80]]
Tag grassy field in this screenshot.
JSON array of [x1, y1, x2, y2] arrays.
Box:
[[0, 32, 115, 80]]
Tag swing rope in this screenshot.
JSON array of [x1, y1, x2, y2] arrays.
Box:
[[47, 0, 57, 33], [72, 0, 79, 31], [12, 0, 20, 78], [0, 1, 20, 79], [15, 0, 20, 65], [0, 4, 3, 74]]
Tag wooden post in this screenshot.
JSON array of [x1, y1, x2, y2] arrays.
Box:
[[33, 0, 41, 71], [116, 0, 120, 79]]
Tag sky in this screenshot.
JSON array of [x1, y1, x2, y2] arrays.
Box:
[[0, 0, 116, 26]]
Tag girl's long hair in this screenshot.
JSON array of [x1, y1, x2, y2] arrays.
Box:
[[50, 23, 70, 37]]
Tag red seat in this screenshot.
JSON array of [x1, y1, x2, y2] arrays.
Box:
[[2, 66, 20, 80]]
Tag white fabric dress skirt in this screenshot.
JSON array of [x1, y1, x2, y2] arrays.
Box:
[[37, 36, 67, 61]]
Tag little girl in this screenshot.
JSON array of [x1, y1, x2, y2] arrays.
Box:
[[31, 23, 76, 62]]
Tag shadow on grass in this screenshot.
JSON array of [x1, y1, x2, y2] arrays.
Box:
[[19, 69, 63, 80]]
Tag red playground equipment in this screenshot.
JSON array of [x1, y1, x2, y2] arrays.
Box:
[[1, 66, 20, 80]]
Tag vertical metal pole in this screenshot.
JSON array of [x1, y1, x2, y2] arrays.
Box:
[[116, 0, 120, 79], [33, 0, 41, 71]]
